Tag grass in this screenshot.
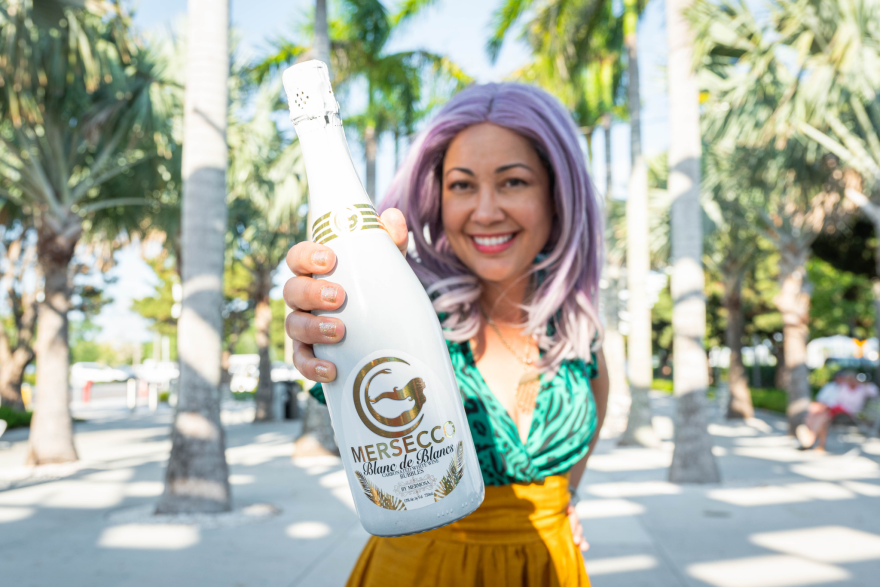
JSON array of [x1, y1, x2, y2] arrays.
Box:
[[0, 405, 33, 429], [652, 379, 788, 414]]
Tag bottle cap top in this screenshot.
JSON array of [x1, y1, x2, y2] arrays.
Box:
[[282, 60, 339, 125]]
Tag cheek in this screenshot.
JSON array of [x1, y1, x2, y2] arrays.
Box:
[[440, 197, 468, 239], [517, 193, 554, 237]]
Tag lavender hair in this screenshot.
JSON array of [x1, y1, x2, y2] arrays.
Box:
[[378, 83, 604, 373]]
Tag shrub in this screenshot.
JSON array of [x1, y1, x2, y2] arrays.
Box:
[[751, 387, 788, 414], [0, 405, 33, 429]]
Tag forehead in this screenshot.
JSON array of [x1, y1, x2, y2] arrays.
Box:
[[444, 123, 540, 169]]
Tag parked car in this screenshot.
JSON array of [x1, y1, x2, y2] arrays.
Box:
[[228, 356, 307, 393], [70, 362, 132, 386], [133, 360, 180, 389]]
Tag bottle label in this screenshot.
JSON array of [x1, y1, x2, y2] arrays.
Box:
[[341, 349, 466, 512], [313, 204, 386, 245]]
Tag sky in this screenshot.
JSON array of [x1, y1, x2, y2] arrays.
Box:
[[93, 0, 671, 345]]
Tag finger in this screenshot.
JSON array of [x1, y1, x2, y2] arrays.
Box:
[[283, 276, 346, 312], [286, 241, 337, 277], [292, 342, 337, 383], [286, 311, 346, 345], [380, 208, 409, 257]]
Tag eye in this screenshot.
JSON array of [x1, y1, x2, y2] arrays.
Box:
[[503, 177, 528, 188], [447, 180, 473, 192]]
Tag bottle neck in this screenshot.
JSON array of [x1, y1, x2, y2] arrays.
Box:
[[295, 115, 373, 227]]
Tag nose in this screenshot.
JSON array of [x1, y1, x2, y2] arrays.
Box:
[[470, 184, 506, 225]]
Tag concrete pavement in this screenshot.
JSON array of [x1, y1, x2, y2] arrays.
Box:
[[1, 393, 879, 587]]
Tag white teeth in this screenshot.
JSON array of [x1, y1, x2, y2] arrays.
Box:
[[472, 234, 514, 246]]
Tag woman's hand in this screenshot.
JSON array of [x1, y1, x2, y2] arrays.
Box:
[[567, 503, 589, 552], [283, 208, 409, 383]]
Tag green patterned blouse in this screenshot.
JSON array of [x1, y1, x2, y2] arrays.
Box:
[[309, 331, 598, 487]]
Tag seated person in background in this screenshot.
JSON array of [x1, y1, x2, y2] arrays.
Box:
[[796, 370, 878, 451]]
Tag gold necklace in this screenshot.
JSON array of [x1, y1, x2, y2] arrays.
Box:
[[480, 309, 542, 418]]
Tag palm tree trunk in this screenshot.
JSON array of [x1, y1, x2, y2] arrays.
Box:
[[603, 264, 629, 399], [667, 0, 719, 483], [775, 244, 812, 434], [293, 0, 338, 457], [157, 0, 231, 514], [27, 222, 81, 464], [365, 123, 377, 201], [619, 2, 657, 447], [0, 346, 31, 411], [253, 293, 274, 422], [314, 0, 330, 68], [0, 238, 36, 412], [724, 272, 754, 419]]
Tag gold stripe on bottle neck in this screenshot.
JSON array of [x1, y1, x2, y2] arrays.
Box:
[[312, 204, 386, 245]]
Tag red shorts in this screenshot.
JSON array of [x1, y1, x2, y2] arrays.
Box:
[[826, 405, 849, 418]]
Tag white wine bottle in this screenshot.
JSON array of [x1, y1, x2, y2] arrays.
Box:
[[283, 60, 484, 536]]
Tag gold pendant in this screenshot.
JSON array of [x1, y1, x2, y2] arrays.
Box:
[[515, 372, 541, 415]]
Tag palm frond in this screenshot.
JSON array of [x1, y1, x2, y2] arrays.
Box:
[[434, 441, 465, 501], [355, 471, 407, 511]]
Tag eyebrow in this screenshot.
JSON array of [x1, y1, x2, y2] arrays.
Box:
[[495, 163, 533, 173], [444, 162, 534, 177]]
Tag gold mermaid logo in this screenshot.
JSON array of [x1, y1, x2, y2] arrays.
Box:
[[353, 357, 428, 438]]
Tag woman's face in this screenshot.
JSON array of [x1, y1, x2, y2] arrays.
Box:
[[441, 123, 554, 287]]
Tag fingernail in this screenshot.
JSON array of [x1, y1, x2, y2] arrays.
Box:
[[320, 286, 337, 303], [318, 321, 337, 337], [315, 364, 329, 379], [313, 250, 329, 266]]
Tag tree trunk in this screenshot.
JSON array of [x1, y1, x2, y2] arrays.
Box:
[[27, 223, 80, 464], [314, 0, 331, 69], [667, 0, 719, 484], [253, 294, 274, 422], [0, 346, 31, 412], [157, 0, 232, 514], [724, 273, 754, 419], [603, 264, 629, 398], [0, 231, 37, 411], [774, 244, 812, 434], [365, 124, 377, 201], [619, 6, 658, 448], [603, 112, 613, 199]]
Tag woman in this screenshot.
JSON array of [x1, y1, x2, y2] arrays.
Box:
[[283, 83, 609, 586]]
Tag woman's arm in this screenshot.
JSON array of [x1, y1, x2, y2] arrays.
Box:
[[568, 349, 609, 491]]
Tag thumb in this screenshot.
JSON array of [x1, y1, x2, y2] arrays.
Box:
[[381, 208, 409, 257]]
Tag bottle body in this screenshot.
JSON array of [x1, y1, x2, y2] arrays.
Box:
[[286, 62, 484, 536]]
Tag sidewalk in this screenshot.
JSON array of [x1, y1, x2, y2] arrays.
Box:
[[1, 394, 878, 587]]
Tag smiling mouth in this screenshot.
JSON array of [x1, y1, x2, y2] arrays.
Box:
[[469, 232, 518, 253]]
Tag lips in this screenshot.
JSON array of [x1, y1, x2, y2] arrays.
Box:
[[469, 232, 517, 254]]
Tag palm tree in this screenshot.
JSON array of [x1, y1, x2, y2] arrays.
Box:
[[489, 0, 657, 446], [227, 79, 307, 421], [0, 0, 177, 464], [703, 147, 761, 419], [156, 0, 232, 514], [787, 0, 880, 384], [666, 0, 719, 483], [689, 0, 843, 433]]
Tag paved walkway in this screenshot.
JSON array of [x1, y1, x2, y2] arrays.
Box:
[[1, 393, 879, 587]]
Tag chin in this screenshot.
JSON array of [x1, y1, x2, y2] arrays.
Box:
[[469, 263, 521, 284]]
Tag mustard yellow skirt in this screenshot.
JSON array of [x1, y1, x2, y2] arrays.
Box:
[[346, 475, 590, 587]]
